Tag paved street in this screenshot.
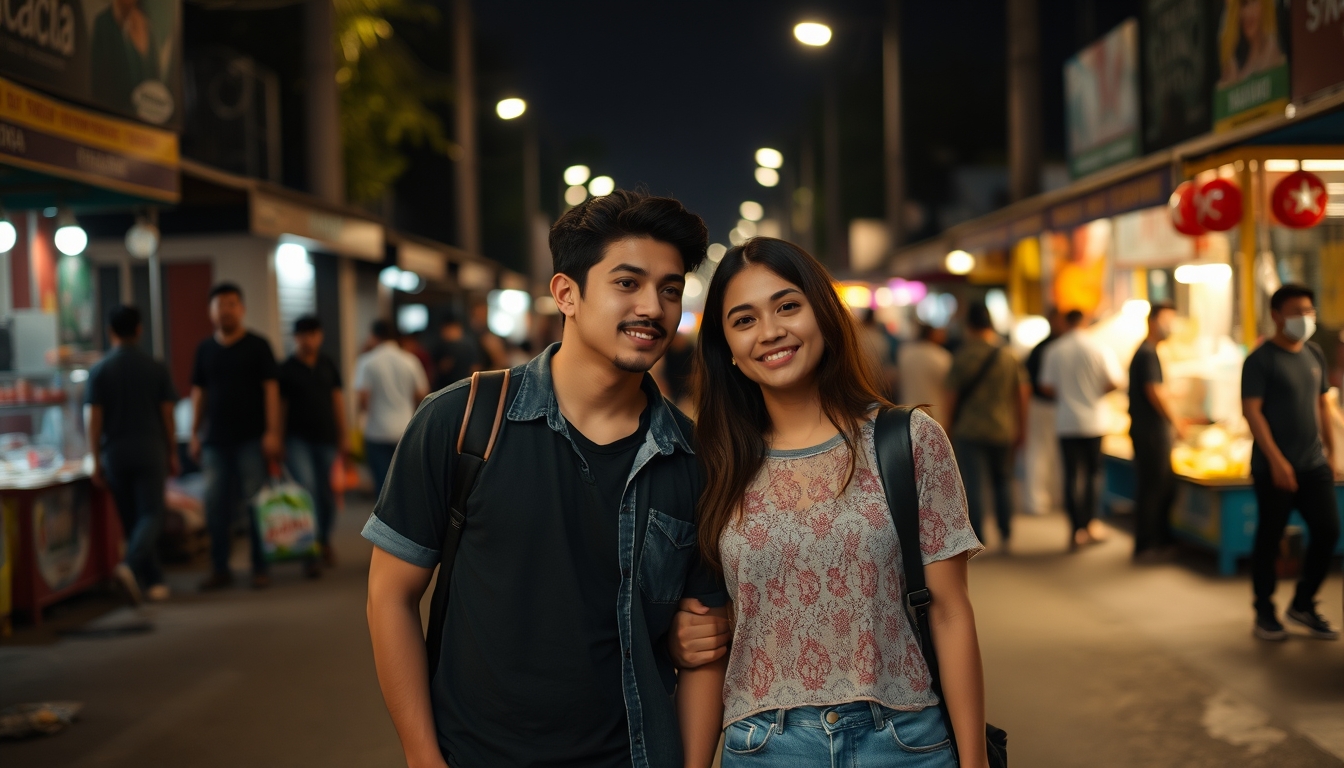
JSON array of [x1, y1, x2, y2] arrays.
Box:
[[2, 497, 1341, 767]]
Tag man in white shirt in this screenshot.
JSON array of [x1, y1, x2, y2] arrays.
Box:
[[355, 320, 429, 499], [1039, 309, 1124, 550], [897, 323, 953, 428]]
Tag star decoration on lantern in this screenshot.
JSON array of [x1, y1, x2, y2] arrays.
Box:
[[1287, 179, 1322, 215]]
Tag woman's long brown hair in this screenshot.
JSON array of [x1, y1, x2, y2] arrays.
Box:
[[693, 237, 892, 573]]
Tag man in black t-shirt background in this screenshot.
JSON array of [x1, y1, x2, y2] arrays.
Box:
[[190, 283, 283, 591], [1241, 284, 1340, 642], [279, 315, 347, 576], [1128, 302, 1189, 562]]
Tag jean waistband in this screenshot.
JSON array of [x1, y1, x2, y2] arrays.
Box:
[[766, 702, 893, 733]]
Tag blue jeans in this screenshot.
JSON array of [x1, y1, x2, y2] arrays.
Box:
[[365, 440, 397, 502], [722, 702, 955, 768], [202, 441, 269, 575], [104, 456, 167, 588], [954, 438, 1014, 543], [285, 438, 338, 547]]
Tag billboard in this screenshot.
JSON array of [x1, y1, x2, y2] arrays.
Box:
[[1065, 19, 1140, 178], [1290, 0, 1344, 102], [1213, 0, 1290, 132], [0, 0, 182, 128], [1141, 0, 1218, 152]]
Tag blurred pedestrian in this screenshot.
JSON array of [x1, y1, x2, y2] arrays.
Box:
[[86, 305, 179, 603], [354, 319, 428, 500], [190, 283, 282, 590], [1024, 307, 1064, 515], [278, 315, 347, 575], [1241, 284, 1340, 641], [1039, 309, 1123, 550], [430, 310, 479, 391], [1128, 302, 1188, 562], [857, 308, 897, 398], [945, 302, 1028, 548], [469, 301, 510, 369], [896, 323, 952, 426], [399, 331, 436, 385]]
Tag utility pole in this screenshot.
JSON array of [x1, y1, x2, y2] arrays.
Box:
[[1007, 0, 1042, 202], [453, 0, 482, 256], [882, 0, 905, 254], [305, 0, 343, 204], [523, 119, 547, 281]]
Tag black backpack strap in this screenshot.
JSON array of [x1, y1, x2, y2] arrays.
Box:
[[424, 369, 510, 678], [873, 406, 959, 758]]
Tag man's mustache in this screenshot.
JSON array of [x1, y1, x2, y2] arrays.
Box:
[[618, 320, 667, 339]]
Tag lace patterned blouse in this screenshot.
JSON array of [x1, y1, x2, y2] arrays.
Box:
[[719, 409, 982, 725]]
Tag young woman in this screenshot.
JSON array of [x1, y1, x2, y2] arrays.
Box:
[[694, 238, 989, 767]]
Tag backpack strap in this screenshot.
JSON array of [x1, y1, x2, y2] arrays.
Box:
[[872, 405, 960, 759], [425, 369, 510, 677]]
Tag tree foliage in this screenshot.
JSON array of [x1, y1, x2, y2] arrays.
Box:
[[335, 0, 456, 204]]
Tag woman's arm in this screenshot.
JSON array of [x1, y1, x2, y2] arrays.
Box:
[[676, 605, 729, 768], [925, 552, 989, 768]]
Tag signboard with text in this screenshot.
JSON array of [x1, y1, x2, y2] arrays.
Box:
[[1212, 0, 1290, 132], [1065, 19, 1141, 178], [0, 0, 182, 128], [1290, 0, 1344, 102], [1141, 0, 1218, 152]]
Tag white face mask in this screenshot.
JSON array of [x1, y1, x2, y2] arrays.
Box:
[[1284, 314, 1316, 342]]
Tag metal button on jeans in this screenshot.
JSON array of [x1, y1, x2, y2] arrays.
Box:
[[825, 711, 839, 724]]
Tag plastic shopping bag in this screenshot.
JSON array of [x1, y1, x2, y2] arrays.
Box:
[[253, 476, 320, 562]]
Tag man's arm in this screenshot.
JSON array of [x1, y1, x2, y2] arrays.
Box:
[[190, 385, 206, 462], [1145, 382, 1189, 440], [87, 405, 104, 487], [263, 379, 283, 462], [1320, 392, 1337, 476], [1015, 381, 1030, 450], [1243, 397, 1297, 491], [926, 552, 989, 768], [333, 388, 349, 456], [676, 608, 729, 768], [367, 547, 447, 768], [161, 401, 180, 477]]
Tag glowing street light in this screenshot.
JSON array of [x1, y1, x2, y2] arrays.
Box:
[[755, 148, 783, 169], [755, 167, 780, 187], [944, 249, 975, 275], [739, 201, 764, 221], [0, 212, 15, 253], [588, 175, 615, 197], [794, 22, 832, 46], [564, 185, 588, 206], [563, 164, 591, 186], [54, 209, 87, 256], [495, 98, 527, 120]]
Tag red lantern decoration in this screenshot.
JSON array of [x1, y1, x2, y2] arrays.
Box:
[[1194, 177, 1243, 232], [1270, 170, 1328, 229], [1168, 181, 1205, 236]]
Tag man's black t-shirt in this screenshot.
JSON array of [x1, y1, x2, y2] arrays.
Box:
[[1128, 342, 1165, 434], [278, 354, 342, 444], [191, 332, 278, 445], [1241, 340, 1329, 474], [85, 344, 178, 465], [1026, 333, 1060, 401]]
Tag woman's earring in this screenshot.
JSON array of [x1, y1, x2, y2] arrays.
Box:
[[731, 358, 737, 366]]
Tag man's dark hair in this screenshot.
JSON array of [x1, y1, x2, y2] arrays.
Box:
[[108, 305, 141, 339], [1147, 301, 1175, 321], [371, 319, 396, 341], [1270, 283, 1315, 312], [1064, 309, 1085, 327], [293, 315, 321, 334], [209, 282, 244, 302], [966, 302, 993, 331], [548, 189, 708, 294]]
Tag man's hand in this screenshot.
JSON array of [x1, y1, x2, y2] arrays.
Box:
[[262, 431, 284, 463], [669, 597, 730, 669], [1271, 456, 1298, 492]]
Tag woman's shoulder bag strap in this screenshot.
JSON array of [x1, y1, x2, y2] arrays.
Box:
[[425, 369, 510, 678]]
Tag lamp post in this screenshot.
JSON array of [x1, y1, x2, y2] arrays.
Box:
[[792, 21, 845, 270], [496, 98, 545, 282]]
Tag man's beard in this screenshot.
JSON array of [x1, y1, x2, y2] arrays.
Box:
[[613, 354, 653, 373]]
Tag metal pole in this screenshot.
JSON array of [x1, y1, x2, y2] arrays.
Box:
[[1007, 0, 1042, 202], [523, 118, 544, 281], [823, 76, 844, 269], [453, 0, 482, 256], [305, 0, 343, 204], [146, 208, 164, 359], [882, 0, 905, 255]]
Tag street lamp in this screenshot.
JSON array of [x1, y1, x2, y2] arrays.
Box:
[[755, 167, 780, 187], [945, 250, 975, 275], [495, 97, 526, 120], [563, 165, 591, 186], [755, 148, 783, 169], [793, 22, 832, 46], [0, 210, 15, 253], [54, 209, 87, 256], [588, 175, 615, 197], [739, 201, 764, 221]]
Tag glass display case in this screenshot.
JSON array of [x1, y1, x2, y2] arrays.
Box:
[[0, 368, 90, 489]]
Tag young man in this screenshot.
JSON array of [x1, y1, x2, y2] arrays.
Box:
[[945, 302, 1028, 548], [1039, 309, 1124, 550], [87, 305, 179, 603], [1128, 302, 1189, 562], [364, 190, 727, 768], [354, 320, 428, 500], [279, 315, 347, 573], [190, 283, 282, 590], [1242, 284, 1340, 641]]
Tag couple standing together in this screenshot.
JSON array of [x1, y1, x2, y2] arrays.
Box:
[[364, 191, 990, 768]]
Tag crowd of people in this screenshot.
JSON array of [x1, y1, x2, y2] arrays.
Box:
[[81, 187, 1336, 768]]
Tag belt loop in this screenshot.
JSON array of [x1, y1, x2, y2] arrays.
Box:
[[869, 701, 884, 731], [775, 708, 787, 734]]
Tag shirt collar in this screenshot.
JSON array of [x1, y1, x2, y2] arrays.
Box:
[[508, 343, 693, 456]]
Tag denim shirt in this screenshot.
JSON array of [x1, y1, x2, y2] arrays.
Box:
[[363, 344, 724, 768]]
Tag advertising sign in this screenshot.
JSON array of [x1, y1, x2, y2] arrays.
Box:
[[1213, 0, 1290, 132], [1141, 0, 1218, 152], [1290, 0, 1344, 101], [0, 76, 179, 201], [1065, 19, 1141, 178], [0, 0, 182, 128]]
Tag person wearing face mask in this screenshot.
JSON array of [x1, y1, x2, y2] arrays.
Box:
[[1128, 302, 1189, 563], [1241, 284, 1340, 641]]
